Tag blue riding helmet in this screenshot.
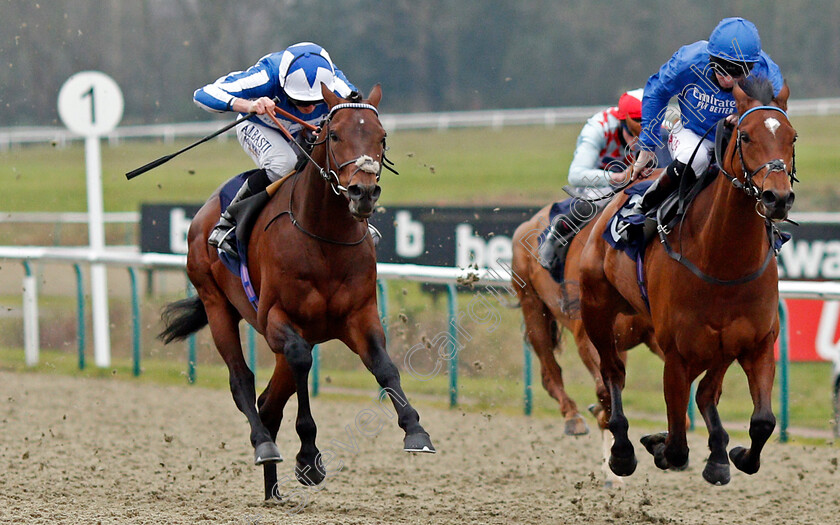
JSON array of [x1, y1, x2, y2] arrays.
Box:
[[278, 42, 337, 102], [707, 17, 762, 63]]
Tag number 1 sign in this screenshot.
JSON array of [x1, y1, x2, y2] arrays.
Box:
[[58, 71, 124, 136], [57, 72, 124, 368]]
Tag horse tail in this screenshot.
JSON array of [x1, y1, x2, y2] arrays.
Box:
[[159, 296, 208, 344]]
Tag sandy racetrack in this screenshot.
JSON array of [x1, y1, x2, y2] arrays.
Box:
[[1, 370, 839, 524]]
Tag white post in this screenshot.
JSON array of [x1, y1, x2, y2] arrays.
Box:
[[22, 274, 39, 366], [58, 71, 123, 369], [85, 136, 111, 367]]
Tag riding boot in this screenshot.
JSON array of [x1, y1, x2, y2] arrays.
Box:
[[208, 169, 271, 256], [538, 214, 580, 274], [617, 161, 695, 242]]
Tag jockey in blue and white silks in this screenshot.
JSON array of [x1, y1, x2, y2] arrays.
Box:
[[193, 42, 358, 256], [194, 42, 357, 182], [619, 17, 786, 239]]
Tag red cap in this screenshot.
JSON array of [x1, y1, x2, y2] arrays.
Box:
[[617, 89, 643, 120]]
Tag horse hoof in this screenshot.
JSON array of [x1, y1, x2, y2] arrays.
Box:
[[729, 446, 759, 474], [404, 432, 436, 453], [702, 461, 731, 485], [608, 453, 637, 477], [640, 432, 668, 454], [254, 442, 283, 465], [564, 414, 590, 436], [295, 457, 326, 486]]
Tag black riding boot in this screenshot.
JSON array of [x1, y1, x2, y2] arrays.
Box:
[[538, 201, 593, 274], [618, 161, 695, 242], [208, 169, 271, 256]]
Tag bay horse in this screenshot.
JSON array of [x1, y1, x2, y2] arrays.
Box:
[[512, 198, 662, 484], [159, 84, 435, 500], [580, 77, 795, 485]]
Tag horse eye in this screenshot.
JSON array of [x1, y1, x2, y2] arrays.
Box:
[[741, 132, 751, 143], [329, 131, 339, 141], [792, 134, 798, 144]]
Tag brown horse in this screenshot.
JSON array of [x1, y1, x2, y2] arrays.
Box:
[[580, 77, 795, 485], [159, 85, 435, 500], [512, 201, 662, 483]]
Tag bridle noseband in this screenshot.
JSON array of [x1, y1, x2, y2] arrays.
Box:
[[720, 105, 798, 202]]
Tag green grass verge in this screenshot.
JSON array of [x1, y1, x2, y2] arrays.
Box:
[[2, 116, 840, 212]]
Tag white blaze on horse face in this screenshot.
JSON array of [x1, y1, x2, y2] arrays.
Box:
[[355, 155, 380, 174], [765, 117, 781, 136]]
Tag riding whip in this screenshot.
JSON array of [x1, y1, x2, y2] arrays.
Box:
[[125, 111, 256, 180]]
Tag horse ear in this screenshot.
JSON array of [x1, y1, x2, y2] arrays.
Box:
[[732, 81, 752, 116], [366, 84, 382, 108], [321, 83, 342, 108], [773, 82, 790, 112]]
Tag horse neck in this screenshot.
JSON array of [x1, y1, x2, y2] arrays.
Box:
[[690, 175, 769, 269], [293, 151, 365, 242]]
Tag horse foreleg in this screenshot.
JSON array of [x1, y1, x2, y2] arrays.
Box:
[[730, 337, 777, 475], [257, 357, 296, 500], [343, 311, 435, 453], [581, 292, 635, 476], [695, 362, 733, 485], [205, 300, 280, 466]]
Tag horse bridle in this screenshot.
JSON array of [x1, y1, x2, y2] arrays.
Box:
[[298, 102, 397, 195], [657, 105, 796, 287], [268, 102, 397, 246], [719, 105, 798, 204]]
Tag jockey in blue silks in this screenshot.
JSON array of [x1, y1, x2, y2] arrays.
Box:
[[193, 42, 358, 256], [620, 17, 785, 238]]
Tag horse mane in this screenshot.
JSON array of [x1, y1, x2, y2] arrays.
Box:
[[738, 75, 775, 105]]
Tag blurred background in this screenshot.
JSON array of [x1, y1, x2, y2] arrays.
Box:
[[3, 0, 839, 126]]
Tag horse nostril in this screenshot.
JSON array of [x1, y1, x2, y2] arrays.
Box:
[[347, 185, 363, 201], [760, 190, 777, 208], [786, 192, 796, 207], [372, 185, 381, 201]]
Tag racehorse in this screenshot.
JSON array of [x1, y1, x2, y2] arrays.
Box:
[[159, 84, 435, 500], [512, 200, 662, 484], [579, 77, 795, 485]]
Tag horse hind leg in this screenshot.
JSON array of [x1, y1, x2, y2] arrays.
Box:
[[273, 325, 326, 487], [730, 339, 777, 475], [203, 297, 280, 466], [521, 292, 588, 436], [641, 353, 691, 472], [695, 363, 733, 485]]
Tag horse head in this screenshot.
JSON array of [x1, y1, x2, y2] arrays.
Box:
[[728, 77, 797, 221], [317, 83, 385, 219]]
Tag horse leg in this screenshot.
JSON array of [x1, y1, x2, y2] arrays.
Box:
[[343, 309, 435, 453], [264, 315, 325, 487], [521, 291, 587, 435], [641, 353, 691, 471], [580, 285, 635, 476], [730, 338, 777, 475], [203, 297, 281, 465], [257, 356, 296, 500], [695, 363, 733, 485]]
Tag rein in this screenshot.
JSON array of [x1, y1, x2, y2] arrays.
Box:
[[657, 106, 794, 286]]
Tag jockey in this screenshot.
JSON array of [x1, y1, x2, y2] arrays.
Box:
[[193, 42, 359, 256], [621, 17, 785, 237], [539, 89, 669, 271]]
